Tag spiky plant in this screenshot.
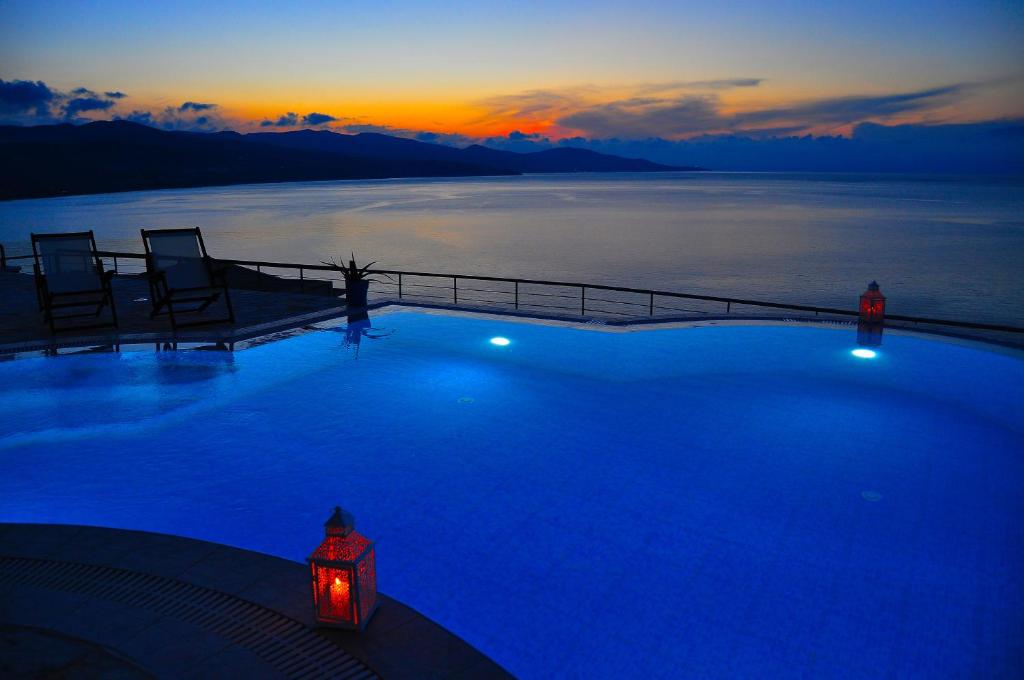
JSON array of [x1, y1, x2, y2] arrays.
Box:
[[320, 252, 391, 283]]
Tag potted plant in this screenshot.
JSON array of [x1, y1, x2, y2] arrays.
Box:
[[321, 253, 389, 308]]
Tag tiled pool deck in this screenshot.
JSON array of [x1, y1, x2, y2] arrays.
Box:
[[0, 524, 511, 678], [4, 269, 1020, 354], [0, 271, 347, 353]]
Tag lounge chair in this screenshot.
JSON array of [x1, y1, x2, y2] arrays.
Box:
[[31, 231, 118, 333], [141, 227, 235, 330]]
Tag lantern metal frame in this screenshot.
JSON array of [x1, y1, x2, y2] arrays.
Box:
[[307, 506, 379, 631], [859, 280, 886, 324]]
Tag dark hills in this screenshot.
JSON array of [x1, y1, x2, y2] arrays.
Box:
[[0, 121, 698, 200], [245, 129, 691, 173]]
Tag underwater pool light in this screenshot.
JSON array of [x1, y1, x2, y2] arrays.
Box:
[[851, 348, 877, 359], [490, 337, 511, 346]]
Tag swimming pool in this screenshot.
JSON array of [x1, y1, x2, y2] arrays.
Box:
[[1, 311, 1022, 677]]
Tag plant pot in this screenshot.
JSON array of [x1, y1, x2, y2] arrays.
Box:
[[345, 279, 370, 308]]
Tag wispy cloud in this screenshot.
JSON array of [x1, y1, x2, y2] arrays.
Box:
[[633, 78, 763, 96], [554, 83, 971, 138], [178, 101, 216, 112]]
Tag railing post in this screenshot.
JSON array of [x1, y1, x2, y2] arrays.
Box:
[[113, 255, 118, 274], [514, 281, 519, 310], [726, 301, 731, 314], [299, 266, 304, 292], [1, 244, 6, 271], [649, 292, 654, 316], [453, 276, 458, 304], [581, 286, 586, 315], [398, 272, 403, 299]]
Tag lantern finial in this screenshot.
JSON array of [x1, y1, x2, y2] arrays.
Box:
[[868, 280, 879, 291], [325, 506, 355, 537]]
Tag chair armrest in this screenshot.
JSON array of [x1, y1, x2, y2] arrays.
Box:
[[101, 269, 116, 283]]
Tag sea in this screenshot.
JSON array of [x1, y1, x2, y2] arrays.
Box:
[[1, 172, 1021, 325]]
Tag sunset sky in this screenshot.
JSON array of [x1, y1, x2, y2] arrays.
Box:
[[1, 0, 1022, 143]]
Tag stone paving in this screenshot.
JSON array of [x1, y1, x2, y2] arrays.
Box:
[[0, 524, 511, 679], [0, 271, 347, 352]]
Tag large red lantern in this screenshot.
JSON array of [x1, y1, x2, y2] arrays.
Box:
[[307, 506, 378, 630], [859, 281, 886, 324]]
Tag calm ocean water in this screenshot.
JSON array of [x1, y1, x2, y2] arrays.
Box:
[[1, 172, 1021, 324]]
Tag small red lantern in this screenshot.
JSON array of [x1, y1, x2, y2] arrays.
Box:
[[307, 506, 378, 630], [859, 281, 886, 324]]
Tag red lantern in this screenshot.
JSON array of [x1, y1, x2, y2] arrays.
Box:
[[859, 281, 886, 323], [307, 506, 378, 630]]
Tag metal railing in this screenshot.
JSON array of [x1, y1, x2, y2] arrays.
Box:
[[3, 246, 1022, 337]]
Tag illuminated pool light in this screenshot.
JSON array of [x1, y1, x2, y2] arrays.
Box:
[[852, 348, 878, 359], [490, 337, 511, 347]]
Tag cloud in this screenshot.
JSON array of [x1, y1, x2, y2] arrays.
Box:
[[476, 88, 589, 122], [554, 83, 970, 138], [115, 102, 226, 131], [179, 101, 216, 112], [633, 78, 763, 95], [731, 84, 964, 129], [475, 80, 763, 125], [122, 110, 154, 126], [302, 112, 336, 125], [559, 95, 724, 137], [258, 111, 340, 127], [64, 96, 116, 118], [1, 78, 136, 124], [0, 79, 56, 118], [260, 112, 299, 127]]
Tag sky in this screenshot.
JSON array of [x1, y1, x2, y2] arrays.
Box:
[[1, 0, 1022, 163]]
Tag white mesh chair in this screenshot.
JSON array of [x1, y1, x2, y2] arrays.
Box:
[[31, 231, 118, 333], [141, 227, 235, 330]]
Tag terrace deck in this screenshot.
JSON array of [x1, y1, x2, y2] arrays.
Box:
[[0, 271, 348, 353], [0, 524, 511, 679]]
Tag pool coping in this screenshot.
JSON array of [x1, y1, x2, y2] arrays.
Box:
[[2, 297, 1021, 359], [0, 523, 512, 679]]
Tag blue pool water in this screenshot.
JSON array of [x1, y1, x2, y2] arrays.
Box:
[[1, 312, 1022, 677]]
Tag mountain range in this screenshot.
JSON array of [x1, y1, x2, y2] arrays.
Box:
[[0, 121, 699, 200]]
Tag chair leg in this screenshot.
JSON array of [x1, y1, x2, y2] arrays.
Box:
[[108, 290, 119, 328], [223, 286, 236, 324], [166, 300, 178, 331]]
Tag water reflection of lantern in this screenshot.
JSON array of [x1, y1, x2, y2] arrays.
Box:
[[307, 506, 378, 630], [857, 320, 884, 347], [859, 281, 886, 324]]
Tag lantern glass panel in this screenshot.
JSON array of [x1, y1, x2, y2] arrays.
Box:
[[313, 563, 355, 624]]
